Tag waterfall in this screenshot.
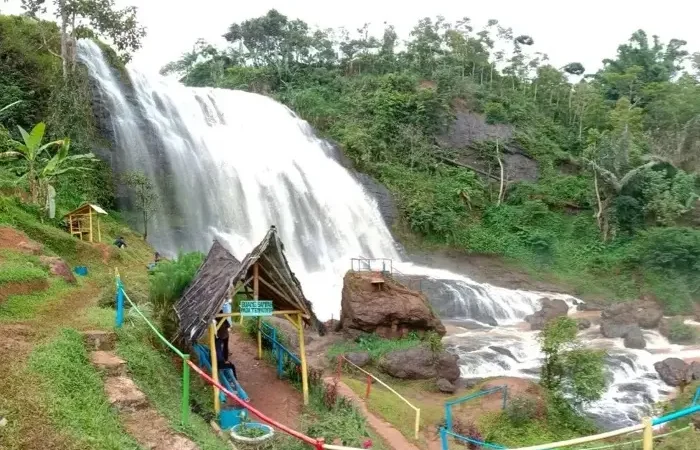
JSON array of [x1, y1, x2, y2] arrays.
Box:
[[78, 39, 561, 324], [78, 40, 700, 430]]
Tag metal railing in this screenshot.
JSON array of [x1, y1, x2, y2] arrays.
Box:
[[442, 385, 509, 449], [260, 321, 302, 379], [114, 270, 191, 426], [350, 256, 422, 292], [337, 355, 421, 440]]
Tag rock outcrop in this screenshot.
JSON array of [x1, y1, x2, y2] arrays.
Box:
[[340, 271, 446, 339], [40, 255, 76, 284], [654, 358, 690, 386], [600, 301, 663, 336], [577, 319, 592, 330], [345, 352, 371, 368], [436, 378, 456, 393], [623, 327, 646, 349], [524, 298, 569, 330], [379, 345, 460, 382]]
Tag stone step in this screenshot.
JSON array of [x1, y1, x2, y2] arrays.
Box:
[[91, 351, 127, 377], [83, 330, 116, 351], [105, 376, 148, 412]]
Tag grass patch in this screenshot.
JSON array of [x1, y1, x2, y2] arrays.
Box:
[[0, 278, 72, 321], [115, 317, 231, 450], [0, 264, 47, 284], [327, 333, 424, 362], [28, 328, 141, 449]]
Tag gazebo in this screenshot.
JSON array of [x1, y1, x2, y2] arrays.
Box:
[[63, 203, 108, 243], [175, 226, 322, 411]]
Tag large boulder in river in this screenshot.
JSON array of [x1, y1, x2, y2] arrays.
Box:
[[524, 298, 569, 330], [600, 301, 663, 338], [340, 272, 445, 339], [623, 326, 646, 349], [654, 358, 689, 386], [379, 345, 460, 382]]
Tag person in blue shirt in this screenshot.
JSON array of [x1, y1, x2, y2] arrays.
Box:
[[114, 236, 127, 248]]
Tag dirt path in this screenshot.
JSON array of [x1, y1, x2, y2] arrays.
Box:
[[226, 331, 304, 429], [325, 377, 421, 450]]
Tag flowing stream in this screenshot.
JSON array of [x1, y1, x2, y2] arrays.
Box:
[[78, 40, 699, 430]]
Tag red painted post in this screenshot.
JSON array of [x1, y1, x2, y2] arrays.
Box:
[[315, 437, 325, 450], [365, 374, 372, 399]]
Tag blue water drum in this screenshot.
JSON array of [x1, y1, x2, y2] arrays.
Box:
[[74, 266, 88, 276]]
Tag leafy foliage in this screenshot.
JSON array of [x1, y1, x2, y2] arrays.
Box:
[[539, 317, 607, 406], [148, 251, 204, 341], [121, 171, 159, 239], [164, 10, 700, 314]]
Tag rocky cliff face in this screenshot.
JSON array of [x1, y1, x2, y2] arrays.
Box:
[[339, 271, 446, 339]]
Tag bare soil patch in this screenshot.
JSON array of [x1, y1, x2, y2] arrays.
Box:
[[0, 279, 50, 304]]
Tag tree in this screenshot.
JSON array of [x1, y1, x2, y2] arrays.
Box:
[[122, 171, 159, 240], [540, 317, 607, 406], [21, 0, 146, 77], [0, 122, 63, 204], [563, 62, 585, 76]]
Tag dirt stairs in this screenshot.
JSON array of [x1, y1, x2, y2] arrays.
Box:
[[84, 330, 199, 450]]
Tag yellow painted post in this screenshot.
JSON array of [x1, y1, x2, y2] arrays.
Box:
[[414, 409, 420, 440], [97, 217, 102, 243], [642, 417, 653, 450], [253, 263, 262, 359], [69, 214, 73, 236], [89, 210, 93, 242], [209, 322, 220, 414], [297, 312, 309, 405]]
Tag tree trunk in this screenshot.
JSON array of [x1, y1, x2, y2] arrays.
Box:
[[496, 140, 505, 205], [59, 0, 68, 78], [143, 208, 148, 240]]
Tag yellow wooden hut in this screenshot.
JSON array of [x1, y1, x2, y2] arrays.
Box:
[[64, 203, 108, 243]]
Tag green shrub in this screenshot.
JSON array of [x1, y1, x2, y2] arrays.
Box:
[[667, 318, 698, 344], [149, 250, 204, 341], [484, 101, 508, 124], [504, 396, 543, 427]]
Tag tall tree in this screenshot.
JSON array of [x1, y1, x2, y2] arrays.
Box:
[[21, 0, 146, 77], [122, 171, 159, 240]]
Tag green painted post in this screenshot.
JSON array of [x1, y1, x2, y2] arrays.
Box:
[[181, 355, 190, 426]]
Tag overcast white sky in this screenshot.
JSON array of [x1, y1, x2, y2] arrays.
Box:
[[3, 0, 700, 76]]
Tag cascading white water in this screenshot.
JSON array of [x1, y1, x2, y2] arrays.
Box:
[[78, 40, 698, 429]]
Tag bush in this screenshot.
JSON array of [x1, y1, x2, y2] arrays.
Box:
[[148, 251, 204, 340], [504, 396, 544, 427], [484, 101, 508, 124], [667, 318, 698, 344]]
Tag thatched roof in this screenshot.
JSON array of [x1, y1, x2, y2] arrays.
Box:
[[175, 226, 323, 343]]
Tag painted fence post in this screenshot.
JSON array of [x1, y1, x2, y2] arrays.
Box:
[[181, 354, 190, 426], [414, 408, 420, 440], [642, 417, 653, 450], [440, 427, 449, 450], [277, 344, 283, 378], [365, 374, 372, 399], [115, 278, 124, 328], [445, 402, 453, 432]]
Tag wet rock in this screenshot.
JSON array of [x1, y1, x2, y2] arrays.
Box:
[[601, 301, 663, 331], [658, 318, 671, 337], [345, 352, 371, 368], [437, 378, 457, 393], [39, 256, 76, 284], [436, 352, 461, 382], [524, 298, 569, 330], [462, 378, 484, 389], [340, 272, 445, 339], [654, 358, 689, 387], [577, 319, 592, 330], [623, 327, 646, 349], [688, 361, 700, 381], [577, 302, 604, 311], [489, 346, 521, 362], [379, 345, 460, 382], [600, 321, 636, 339], [617, 382, 649, 394]]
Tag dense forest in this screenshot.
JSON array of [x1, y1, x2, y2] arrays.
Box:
[[163, 10, 700, 315]]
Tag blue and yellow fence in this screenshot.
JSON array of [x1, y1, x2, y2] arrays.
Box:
[[440, 384, 700, 450]]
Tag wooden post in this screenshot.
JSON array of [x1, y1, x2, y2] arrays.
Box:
[[209, 321, 220, 415], [97, 217, 102, 243], [254, 263, 262, 359], [642, 417, 653, 450], [297, 312, 309, 405], [89, 210, 93, 242], [69, 214, 73, 236]]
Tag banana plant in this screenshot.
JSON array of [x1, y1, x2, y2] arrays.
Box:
[[0, 122, 64, 204]]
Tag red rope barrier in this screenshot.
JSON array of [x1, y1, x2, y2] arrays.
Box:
[[186, 360, 320, 447]]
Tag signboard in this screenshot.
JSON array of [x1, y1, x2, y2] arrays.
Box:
[[240, 300, 273, 317]]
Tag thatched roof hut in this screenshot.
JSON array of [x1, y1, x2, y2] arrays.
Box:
[[175, 226, 323, 343]]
